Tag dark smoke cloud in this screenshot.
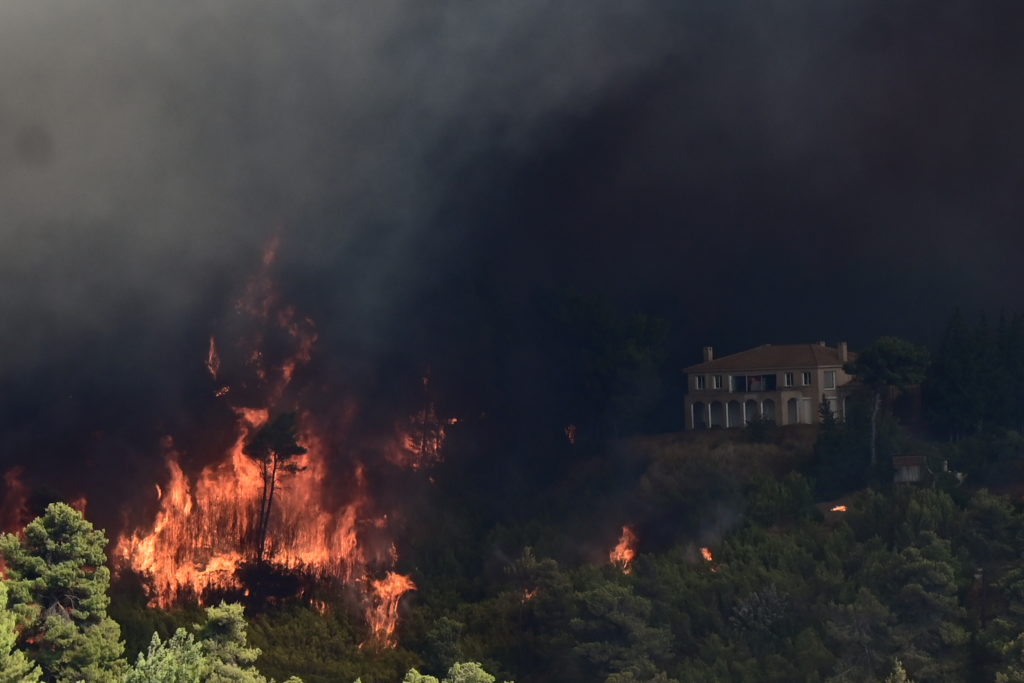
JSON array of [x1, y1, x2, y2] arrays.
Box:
[[0, 0, 680, 372], [0, 0, 683, 524], [3, 0, 1024, 526]]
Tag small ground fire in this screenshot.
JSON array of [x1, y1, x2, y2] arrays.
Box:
[[610, 525, 638, 574]]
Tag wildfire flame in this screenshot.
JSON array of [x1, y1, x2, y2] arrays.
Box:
[[609, 525, 638, 574], [365, 572, 416, 648], [830, 505, 847, 512], [391, 375, 455, 470], [114, 241, 418, 647], [700, 547, 713, 562]]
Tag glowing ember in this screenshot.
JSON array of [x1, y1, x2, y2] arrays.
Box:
[[365, 572, 416, 647], [609, 525, 638, 574], [830, 505, 847, 512], [564, 424, 577, 445], [522, 588, 538, 603], [0, 468, 30, 534], [700, 547, 714, 562], [67, 496, 88, 517], [392, 375, 454, 470], [206, 336, 221, 380]]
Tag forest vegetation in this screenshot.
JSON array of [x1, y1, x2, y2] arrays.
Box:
[[6, 309, 1024, 682]]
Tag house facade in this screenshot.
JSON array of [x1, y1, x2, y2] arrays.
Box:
[[684, 342, 855, 430]]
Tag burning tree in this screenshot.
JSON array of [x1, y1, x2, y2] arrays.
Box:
[[242, 412, 308, 563]]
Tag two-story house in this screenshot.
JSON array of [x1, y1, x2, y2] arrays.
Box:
[[683, 342, 855, 429]]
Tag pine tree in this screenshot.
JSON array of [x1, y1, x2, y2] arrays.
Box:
[[0, 502, 127, 682], [0, 581, 40, 682], [126, 629, 206, 683], [242, 413, 307, 563], [195, 602, 267, 683]]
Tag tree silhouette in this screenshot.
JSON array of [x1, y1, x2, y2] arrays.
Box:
[[242, 412, 307, 563], [845, 337, 928, 468]]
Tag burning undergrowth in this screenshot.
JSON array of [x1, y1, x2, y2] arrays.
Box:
[[109, 240, 449, 647]]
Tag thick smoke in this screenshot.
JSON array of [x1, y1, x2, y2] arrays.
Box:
[[3, 0, 1024, 527], [0, 1, 681, 369], [0, 0, 683, 526]]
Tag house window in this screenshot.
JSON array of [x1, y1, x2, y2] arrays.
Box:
[[713, 375, 723, 389], [747, 374, 777, 392], [802, 371, 812, 385], [696, 375, 706, 390], [783, 372, 794, 387], [733, 376, 747, 392], [824, 370, 836, 389]]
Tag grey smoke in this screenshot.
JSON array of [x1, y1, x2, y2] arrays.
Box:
[[0, 0, 681, 372]]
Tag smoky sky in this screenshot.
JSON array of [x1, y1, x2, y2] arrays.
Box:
[[2, 0, 1024, 522]]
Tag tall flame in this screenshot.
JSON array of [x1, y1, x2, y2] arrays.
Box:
[[114, 241, 417, 647], [365, 572, 417, 648], [609, 525, 638, 574]]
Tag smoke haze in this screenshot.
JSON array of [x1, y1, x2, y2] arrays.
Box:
[[3, 0, 1024, 526]]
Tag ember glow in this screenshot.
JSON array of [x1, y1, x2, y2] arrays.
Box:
[[114, 243, 418, 647], [700, 547, 713, 562], [609, 525, 638, 574], [830, 505, 847, 512], [0, 468, 30, 534], [394, 392, 450, 470], [564, 424, 577, 445]]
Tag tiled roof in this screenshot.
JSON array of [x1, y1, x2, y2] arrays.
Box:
[[684, 344, 854, 373]]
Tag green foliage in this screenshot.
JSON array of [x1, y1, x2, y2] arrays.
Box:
[[745, 473, 815, 526], [247, 604, 416, 683], [0, 582, 40, 682], [883, 658, 914, 683], [126, 628, 205, 683], [845, 337, 929, 391], [0, 502, 127, 682], [925, 310, 1024, 438], [570, 577, 675, 681], [195, 602, 266, 682], [401, 662, 510, 683]]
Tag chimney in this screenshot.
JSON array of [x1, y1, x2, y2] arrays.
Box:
[[702, 346, 714, 362], [838, 341, 848, 363]]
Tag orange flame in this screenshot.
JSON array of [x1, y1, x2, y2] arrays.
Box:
[[830, 505, 847, 512], [700, 547, 713, 562], [609, 525, 638, 574], [0, 468, 31, 534], [391, 375, 454, 470], [114, 241, 422, 647], [365, 572, 416, 647]]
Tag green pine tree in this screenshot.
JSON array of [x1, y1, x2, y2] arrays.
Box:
[[0, 581, 40, 682], [195, 602, 266, 683], [0, 502, 127, 682], [126, 629, 206, 683]]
